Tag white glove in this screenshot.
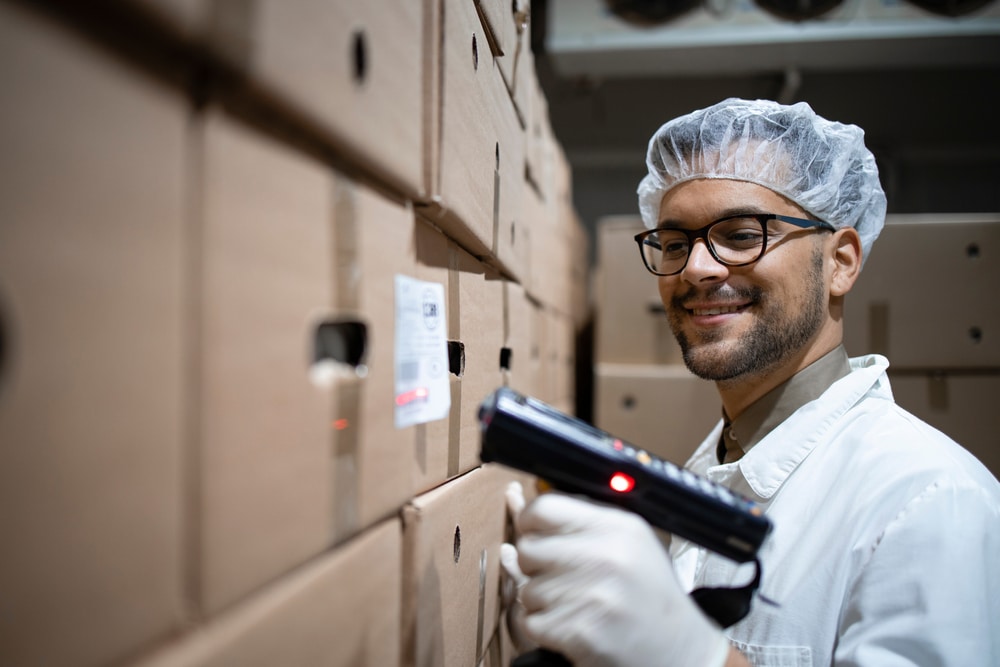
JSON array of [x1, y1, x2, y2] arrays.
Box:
[[514, 492, 731, 667], [500, 481, 539, 654]]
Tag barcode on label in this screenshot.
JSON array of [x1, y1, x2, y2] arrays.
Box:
[[399, 360, 420, 382]]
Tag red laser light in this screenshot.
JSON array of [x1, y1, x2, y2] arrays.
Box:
[[609, 472, 635, 493], [395, 387, 429, 406]]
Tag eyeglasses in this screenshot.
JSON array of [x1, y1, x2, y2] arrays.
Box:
[[634, 213, 836, 277]]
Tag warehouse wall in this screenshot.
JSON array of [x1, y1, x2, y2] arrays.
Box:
[[0, 2, 588, 666]]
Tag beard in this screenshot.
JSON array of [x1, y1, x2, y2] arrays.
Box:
[[668, 247, 827, 383]]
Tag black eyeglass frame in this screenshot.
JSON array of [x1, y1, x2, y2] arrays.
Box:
[[634, 213, 837, 277]]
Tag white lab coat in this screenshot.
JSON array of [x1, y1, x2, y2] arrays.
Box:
[[671, 355, 1000, 666]]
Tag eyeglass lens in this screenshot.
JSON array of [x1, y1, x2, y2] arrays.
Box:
[[642, 216, 767, 275]]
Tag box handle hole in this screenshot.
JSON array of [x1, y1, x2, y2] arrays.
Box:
[[352, 30, 368, 83]]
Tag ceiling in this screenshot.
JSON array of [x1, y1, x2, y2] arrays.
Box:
[[532, 0, 1000, 235]]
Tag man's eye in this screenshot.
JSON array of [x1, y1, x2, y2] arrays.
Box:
[[720, 228, 764, 246]]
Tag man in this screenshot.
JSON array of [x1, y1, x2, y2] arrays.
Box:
[[501, 99, 1000, 666]]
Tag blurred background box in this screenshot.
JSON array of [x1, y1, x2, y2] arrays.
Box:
[[844, 214, 1000, 370], [0, 5, 188, 665], [594, 363, 720, 465], [594, 216, 683, 366], [889, 372, 1000, 479], [195, 109, 336, 615], [136, 518, 401, 667]]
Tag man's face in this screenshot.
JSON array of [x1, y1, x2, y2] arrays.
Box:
[[656, 179, 834, 384]]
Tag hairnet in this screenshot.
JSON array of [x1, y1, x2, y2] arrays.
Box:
[[638, 98, 887, 265]]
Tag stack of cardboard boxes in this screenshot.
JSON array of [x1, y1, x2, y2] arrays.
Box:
[[843, 213, 1000, 477], [592, 213, 1000, 477], [591, 216, 721, 464], [0, 1, 587, 666]]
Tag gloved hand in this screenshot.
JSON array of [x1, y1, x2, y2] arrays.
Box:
[[500, 482, 539, 654], [513, 492, 732, 667]]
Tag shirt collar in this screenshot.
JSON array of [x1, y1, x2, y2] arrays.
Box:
[[718, 346, 852, 464]]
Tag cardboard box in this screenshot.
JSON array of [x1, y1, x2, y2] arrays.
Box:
[[476, 0, 533, 127], [137, 518, 402, 667], [424, 0, 526, 279], [249, 1, 425, 199], [329, 179, 419, 542], [402, 465, 515, 667], [197, 110, 336, 614], [131, 1, 425, 199], [594, 216, 683, 366], [503, 280, 543, 398], [594, 363, 721, 465], [523, 177, 589, 324], [889, 372, 1000, 479], [413, 217, 460, 494], [844, 214, 1000, 370], [549, 309, 577, 407], [524, 71, 550, 200], [455, 247, 508, 475], [0, 4, 186, 664]]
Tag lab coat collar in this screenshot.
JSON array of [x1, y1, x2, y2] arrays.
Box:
[[705, 354, 892, 499]]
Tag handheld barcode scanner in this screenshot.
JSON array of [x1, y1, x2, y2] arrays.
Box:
[[478, 387, 774, 667]]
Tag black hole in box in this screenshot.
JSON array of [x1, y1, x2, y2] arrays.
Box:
[[448, 341, 466, 377], [314, 321, 367, 367], [499, 347, 513, 371], [352, 31, 367, 83], [967, 242, 981, 259], [472, 34, 479, 70], [622, 395, 637, 410], [970, 326, 984, 344], [453, 525, 462, 563]]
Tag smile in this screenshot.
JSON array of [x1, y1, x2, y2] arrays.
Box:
[[690, 304, 747, 316]]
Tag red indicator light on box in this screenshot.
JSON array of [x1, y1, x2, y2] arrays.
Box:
[[612, 439, 624, 451], [609, 472, 635, 493]]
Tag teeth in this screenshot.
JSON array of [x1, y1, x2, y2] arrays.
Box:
[[693, 305, 742, 316]]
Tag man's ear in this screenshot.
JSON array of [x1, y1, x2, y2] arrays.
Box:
[[830, 228, 863, 297]]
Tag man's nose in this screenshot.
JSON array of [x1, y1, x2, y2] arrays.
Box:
[[681, 239, 728, 282]]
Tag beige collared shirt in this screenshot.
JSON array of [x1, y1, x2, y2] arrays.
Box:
[[717, 345, 851, 464]]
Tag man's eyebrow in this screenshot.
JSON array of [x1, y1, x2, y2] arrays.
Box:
[[654, 206, 771, 229]]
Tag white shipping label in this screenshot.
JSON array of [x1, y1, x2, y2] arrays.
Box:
[[394, 275, 451, 428]]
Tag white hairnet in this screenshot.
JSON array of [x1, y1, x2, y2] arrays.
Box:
[[638, 98, 887, 265]]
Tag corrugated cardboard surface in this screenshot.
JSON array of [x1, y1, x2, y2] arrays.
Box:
[[413, 217, 459, 494], [1, 2, 584, 666], [503, 280, 543, 398], [0, 5, 187, 665], [594, 363, 721, 465], [455, 248, 508, 474], [249, 1, 425, 199], [330, 179, 418, 542], [426, 0, 525, 268], [130, 1, 426, 199], [594, 215, 683, 366], [401, 465, 514, 667], [138, 518, 402, 667], [844, 214, 1000, 370], [196, 109, 336, 615], [890, 372, 1000, 479]]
